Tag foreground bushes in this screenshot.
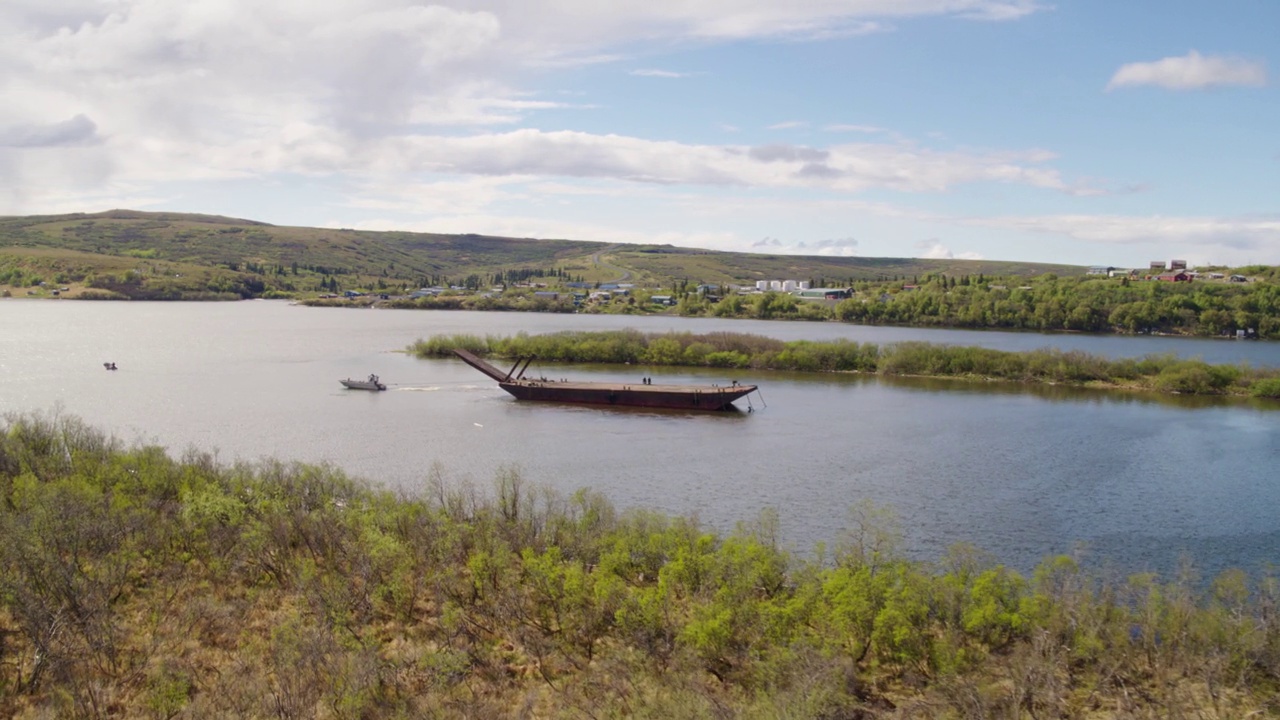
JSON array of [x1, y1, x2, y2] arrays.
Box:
[[410, 330, 1280, 397], [2, 413, 1280, 717]]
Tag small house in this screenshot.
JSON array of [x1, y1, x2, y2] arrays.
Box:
[[1156, 272, 1192, 282]]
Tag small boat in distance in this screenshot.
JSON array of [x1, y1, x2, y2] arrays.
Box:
[[341, 374, 386, 391], [453, 349, 756, 411], [103, 362, 117, 370]]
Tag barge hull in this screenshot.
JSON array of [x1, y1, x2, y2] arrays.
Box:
[[499, 380, 753, 411], [452, 348, 754, 411]]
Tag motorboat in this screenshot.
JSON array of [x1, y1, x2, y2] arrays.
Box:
[[341, 374, 386, 391]]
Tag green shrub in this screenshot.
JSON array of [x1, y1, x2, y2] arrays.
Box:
[[704, 351, 750, 368], [1249, 377, 1280, 398], [3, 412, 1280, 716], [1153, 361, 1234, 394]]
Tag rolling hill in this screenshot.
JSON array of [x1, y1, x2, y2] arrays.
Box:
[[1, 210, 1085, 299]]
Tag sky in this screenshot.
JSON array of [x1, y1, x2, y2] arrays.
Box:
[[1, 0, 1277, 267]]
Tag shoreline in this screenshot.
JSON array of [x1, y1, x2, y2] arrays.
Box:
[[410, 330, 1280, 400], [6, 291, 1278, 343]]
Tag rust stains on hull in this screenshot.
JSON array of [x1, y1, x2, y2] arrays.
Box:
[[453, 349, 755, 411], [500, 379, 754, 410]]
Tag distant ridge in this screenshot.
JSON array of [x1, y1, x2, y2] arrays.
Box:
[[1, 209, 1086, 294], [0, 209, 275, 227]]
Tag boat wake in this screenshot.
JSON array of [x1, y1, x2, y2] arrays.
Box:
[[396, 384, 487, 392]]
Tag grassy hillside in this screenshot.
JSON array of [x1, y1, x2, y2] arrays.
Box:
[[0, 210, 608, 299], [610, 244, 1082, 287], [0, 210, 605, 275], [1, 210, 1085, 300]]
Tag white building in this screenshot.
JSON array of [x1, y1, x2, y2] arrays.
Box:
[[759, 279, 808, 291]]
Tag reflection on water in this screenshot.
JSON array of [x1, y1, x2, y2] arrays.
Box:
[[878, 374, 1280, 410], [731, 367, 1280, 411], [2, 301, 1278, 582]]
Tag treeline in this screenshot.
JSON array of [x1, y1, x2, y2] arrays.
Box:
[[0, 255, 86, 289], [672, 274, 1280, 338], [222, 260, 338, 276], [410, 330, 1280, 398], [0, 266, 66, 289], [2, 413, 1279, 717], [397, 268, 580, 291], [368, 292, 577, 313], [85, 269, 273, 300], [491, 267, 577, 286]]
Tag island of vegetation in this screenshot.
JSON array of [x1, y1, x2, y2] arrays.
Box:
[[410, 330, 1280, 399], [2, 412, 1279, 717], [6, 210, 1280, 339]]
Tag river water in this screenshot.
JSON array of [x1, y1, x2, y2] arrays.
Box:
[[2, 300, 1278, 580]]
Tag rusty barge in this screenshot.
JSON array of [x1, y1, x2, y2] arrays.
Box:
[[453, 349, 756, 411]]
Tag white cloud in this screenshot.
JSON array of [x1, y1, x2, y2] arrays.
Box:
[[0, 114, 99, 148], [746, 236, 860, 256], [966, 213, 1280, 264], [327, 182, 1280, 264], [805, 237, 862, 256], [768, 121, 810, 130], [346, 213, 738, 249], [0, 0, 1056, 216], [915, 239, 983, 260], [1107, 50, 1268, 91], [801, 20, 888, 39], [0, 122, 1082, 216], [344, 176, 529, 216], [470, 0, 1043, 50], [383, 131, 1074, 195], [630, 69, 691, 78], [825, 124, 886, 134], [975, 213, 1280, 246], [406, 92, 583, 127]]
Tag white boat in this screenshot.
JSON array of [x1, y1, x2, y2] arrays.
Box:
[[341, 374, 386, 391]]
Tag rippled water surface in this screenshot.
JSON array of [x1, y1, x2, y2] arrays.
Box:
[[3, 300, 1278, 579]]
